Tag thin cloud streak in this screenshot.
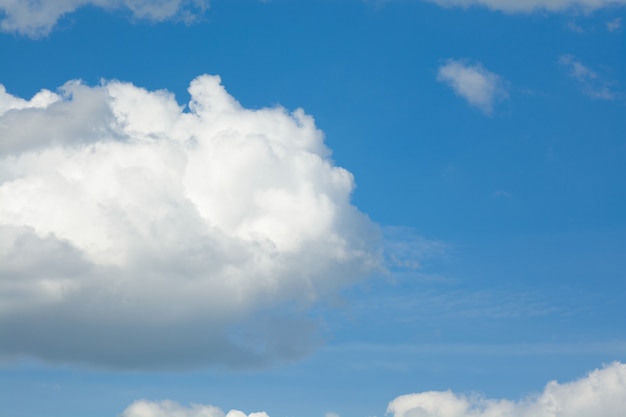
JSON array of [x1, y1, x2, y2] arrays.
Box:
[[559, 55, 618, 100], [427, 0, 626, 13], [325, 341, 626, 356]]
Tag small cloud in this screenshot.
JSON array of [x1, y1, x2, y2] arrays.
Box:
[[0, 0, 209, 38], [442, 164, 457, 178], [559, 54, 618, 100], [383, 226, 450, 271], [566, 20, 585, 33], [607, 17, 622, 31], [492, 190, 512, 198], [437, 60, 508, 115], [560, 55, 598, 82], [325, 413, 340, 417]]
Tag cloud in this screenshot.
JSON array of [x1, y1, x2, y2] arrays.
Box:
[[566, 20, 585, 33], [437, 60, 508, 115], [0, 0, 208, 38], [427, 0, 626, 13], [0, 75, 382, 369], [387, 361, 626, 417], [120, 362, 626, 416], [607, 17, 622, 31], [383, 226, 449, 271], [559, 55, 617, 100], [122, 400, 269, 417]]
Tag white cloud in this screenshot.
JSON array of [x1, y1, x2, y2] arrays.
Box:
[[560, 55, 597, 82], [607, 17, 622, 31], [0, 75, 382, 369], [0, 0, 208, 38], [383, 226, 449, 271], [122, 400, 269, 417], [387, 361, 626, 417], [120, 362, 626, 416], [559, 55, 617, 100], [428, 0, 626, 13], [0, 84, 60, 114], [437, 60, 508, 115], [566, 20, 585, 33]]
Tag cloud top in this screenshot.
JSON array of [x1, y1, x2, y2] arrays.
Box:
[[0, 0, 208, 38], [122, 400, 269, 417], [387, 361, 626, 417], [437, 60, 508, 115], [0, 75, 381, 369]]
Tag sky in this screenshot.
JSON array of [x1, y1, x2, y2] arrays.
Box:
[[0, 0, 625, 416]]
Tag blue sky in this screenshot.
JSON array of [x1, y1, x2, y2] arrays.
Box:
[[0, 1, 625, 417]]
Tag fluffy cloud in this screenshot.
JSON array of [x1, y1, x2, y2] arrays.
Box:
[[120, 362, 626, 416], [122, 400, 269, 417], [428, 0, 626, 13], [559, 55, 617, 100], [0, 0, 208, 38], [387, 361, 626, 417], [121, 400, 268, 417], [437, 60, 508, 115], [0, 75, 381, 369]]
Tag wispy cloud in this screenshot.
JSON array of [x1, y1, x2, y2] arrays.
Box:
[[607, 17, 622, 31], [559, 55, 618, 100], [347, 287, 562, 324], [566, 20, 585, 33], [437, 60, 508, 115], [383, 226, 450, 271], [492, 190, 513, 199], [327, 341, 626, 356], [428, 0, 626, 13], [0, 0, 208, 38]]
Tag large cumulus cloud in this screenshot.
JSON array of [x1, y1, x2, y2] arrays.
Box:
[[387, 361, 626, 417], [0, 75, 381, 369]]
